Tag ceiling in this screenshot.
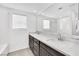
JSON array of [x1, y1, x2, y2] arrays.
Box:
[[0, 3, 53, 13], [0, 3, 78, 18]]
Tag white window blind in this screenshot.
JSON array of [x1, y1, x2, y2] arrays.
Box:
[[12, 14, 27, 29]]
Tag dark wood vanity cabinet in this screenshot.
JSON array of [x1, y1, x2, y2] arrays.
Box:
[[40, 46, 52, 56], [33, 38, 40, 56], [29, 35, 34, 53], [29, 35, 40, 56], [40, 42, 65, 56], [29, 35, 65, 56]]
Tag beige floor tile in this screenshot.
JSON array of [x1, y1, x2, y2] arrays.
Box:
[[8, 48, 34, 56]]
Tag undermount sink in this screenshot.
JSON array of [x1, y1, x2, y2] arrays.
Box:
[[47, 38, 58, 41], [47, 35, 79, 43]]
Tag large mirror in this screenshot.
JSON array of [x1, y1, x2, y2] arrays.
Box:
[[57, 16, 72, 39], [71, 3, 78, 36], [41, 19, 57, 34]]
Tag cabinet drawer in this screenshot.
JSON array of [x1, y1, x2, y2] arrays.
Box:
[[40, 47, 48, 56], [29, 35, 33, 40], [34, 38, 39, 44], [34, 42, 39, 53], [33, 49, 39, 56], [40, 42, 65, 56], [40, 46, 53, 56], [29, 35, 39, 44]]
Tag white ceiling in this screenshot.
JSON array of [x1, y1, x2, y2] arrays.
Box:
[[0, 3, 78, 18], [0, 3, 52, 13]]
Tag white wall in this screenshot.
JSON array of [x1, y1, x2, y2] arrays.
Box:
[[0, 6, 9, 44], [0, 5, 37, 52], [8, 9, 37, 52]]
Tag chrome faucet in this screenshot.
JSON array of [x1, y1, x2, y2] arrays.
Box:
[[58, 33, 65, 41], [35, 31, 40, 34], [58, 33, 62, 40]]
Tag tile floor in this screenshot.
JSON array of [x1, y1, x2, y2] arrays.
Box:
[[8, 48, 34, 56]]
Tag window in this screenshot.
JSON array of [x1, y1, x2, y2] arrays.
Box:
[[12, 14, 27, 29], [42, 20, 50, 29]]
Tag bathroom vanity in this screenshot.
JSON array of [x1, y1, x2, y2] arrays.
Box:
[[29, 33, 66, 56], [29, 33, 79, 56]]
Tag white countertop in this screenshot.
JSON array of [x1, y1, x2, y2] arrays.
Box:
[[30, 33, 79, 56]]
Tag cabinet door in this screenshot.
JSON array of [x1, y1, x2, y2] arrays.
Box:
[[40, 46, 49, 56], [47, 53, 52, 56], [40, 42, 65, 56], [33, 42, 39, 56], [34, 38, 39, 44], [29, 35, 34, 52]]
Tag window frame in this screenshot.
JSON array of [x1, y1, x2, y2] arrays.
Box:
[[12, 13, 27, 29]]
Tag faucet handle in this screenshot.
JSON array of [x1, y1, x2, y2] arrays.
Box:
[[35, 31, 40, 34], [57, 33, 61, 40]]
